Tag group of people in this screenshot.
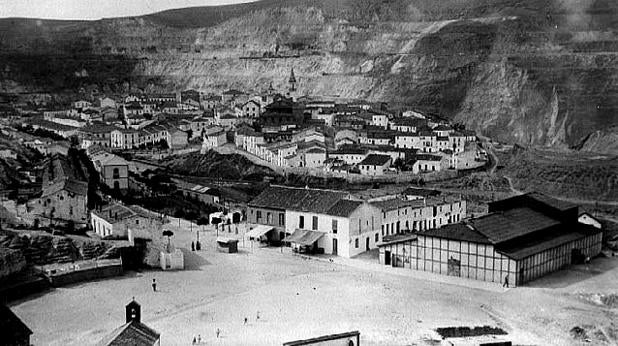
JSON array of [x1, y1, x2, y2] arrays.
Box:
[[191, 311, 260, 344], [191, 241, 202, 251]]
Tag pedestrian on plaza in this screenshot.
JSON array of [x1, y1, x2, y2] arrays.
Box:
[[256, 311, 260, 321], [192, 336, 196, 345], [152, 278, 157, 292], [503, 274, 509, 288], [244, 317, 248, 325], [197, 334, 201, 344], [191, 241, 195, 251], [216, 328, 220, 338]]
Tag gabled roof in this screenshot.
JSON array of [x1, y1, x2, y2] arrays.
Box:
[[249, 186, 348, 214], [0, 305, 32, 341], [469, 207, 560, 243], [327, 199, 363, 217], [97, 320, 160, 346], [359, 154, 391, 166], [421, 223, 492, 244]]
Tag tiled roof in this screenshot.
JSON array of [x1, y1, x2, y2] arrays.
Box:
[[421, 223, 492, 244], [359, 154, 391, 166], [526, 192, 576, 212], [249, 186, 348, 214], [93, 203, 138, 224], [402, 187, 441, 197], [496, 230, 586, 260], [370, 198, 425, 212], [0, 305, 32, 341], [97, 320, 160, 346], [327, 199, 362, 217], [470, 207, 560, 243]]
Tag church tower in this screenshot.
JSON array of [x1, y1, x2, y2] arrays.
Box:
[[125, 299, 141, 323], [288, 68, 297, 92]]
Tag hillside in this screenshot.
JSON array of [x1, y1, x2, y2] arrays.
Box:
[[160, 150, 279, 181], [0, 0, 617, 149]]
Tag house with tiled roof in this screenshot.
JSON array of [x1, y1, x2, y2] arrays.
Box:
[[90, 150, 129, 190], [91, 202, 162, 239], [378, 193, 602, 286], [358, 154, 392, 176], [247, 186, 383, 257], [32, 155, 89, 224]]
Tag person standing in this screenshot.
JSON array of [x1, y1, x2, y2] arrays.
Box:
[[197, 334, 201, 344], [152, 278, 157, 292], [503, 274, 509, 288], [256, 311, 260, 321], [216, 328, 220, 338]]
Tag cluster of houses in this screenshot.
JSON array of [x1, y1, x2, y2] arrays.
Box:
[[245, 185, 467, 258]]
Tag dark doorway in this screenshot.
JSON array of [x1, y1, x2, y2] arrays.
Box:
[[384, 250, 391, 265], [447, 257, 461, 276], [571, 248, 585, 264], [519, 267, 525, 285], [365, 237, 370, 251], [332, 238, 338, 255]]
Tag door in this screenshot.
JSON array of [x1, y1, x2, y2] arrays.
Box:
[[332, 238, 338, 256], [384, 250, 391, 265], [366, 237, 370, 251], [447, 257, 461, 276]]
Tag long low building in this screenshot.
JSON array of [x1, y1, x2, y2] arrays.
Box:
[[247, 185, 466, 258], [378, 193, 603, 286]]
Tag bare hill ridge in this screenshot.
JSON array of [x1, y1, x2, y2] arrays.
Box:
[[0, 0, 616, 151]]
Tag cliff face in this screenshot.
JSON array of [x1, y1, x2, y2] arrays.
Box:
[[0, 0, 616, 149]]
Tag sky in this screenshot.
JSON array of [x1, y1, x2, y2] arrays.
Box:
[[0, 0, 257, 20]]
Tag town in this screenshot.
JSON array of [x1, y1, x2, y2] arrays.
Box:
[[0, 2, 617, 346]]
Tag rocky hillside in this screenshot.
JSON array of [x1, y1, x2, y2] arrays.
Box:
[[0, 0, 616, 150]]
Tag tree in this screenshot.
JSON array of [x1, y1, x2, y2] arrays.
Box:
[[162, 229, 174, 251]]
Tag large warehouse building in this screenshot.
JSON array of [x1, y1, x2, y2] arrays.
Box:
[[378, 193, 603, 286]]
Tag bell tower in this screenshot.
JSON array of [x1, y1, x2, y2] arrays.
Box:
[[288, 67, 297, 92], [125, 298, 141, 323]]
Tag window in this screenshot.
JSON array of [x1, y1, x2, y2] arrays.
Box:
[[278, 213, 285, 226], [375, 233, 379, 242], [312, 216, 318, 230], [355, 238, 359, 248], [381, 225, 384, 236], [256, 210, 262, 221], [267, 212, 272, 224], [332, 219, 338, 233], [299, 215, 304, 229], [113, 168, 120, 179]]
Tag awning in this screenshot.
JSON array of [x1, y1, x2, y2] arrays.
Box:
[[246, 225, 274, 239], [285, 229, 325, 246]]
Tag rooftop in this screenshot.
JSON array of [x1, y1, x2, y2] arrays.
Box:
[[0, 305, 32, 341], [470, 207, 561, 243], [359, 154, 391, 166], [249, 186, 349, 214], [96, 320, 160, 346], [327, 199, 363, 217]]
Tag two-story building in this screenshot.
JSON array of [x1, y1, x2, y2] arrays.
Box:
[[90, 150, 129, 190]]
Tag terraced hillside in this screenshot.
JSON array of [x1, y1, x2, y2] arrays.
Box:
[[0, 0, 616, 150]]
